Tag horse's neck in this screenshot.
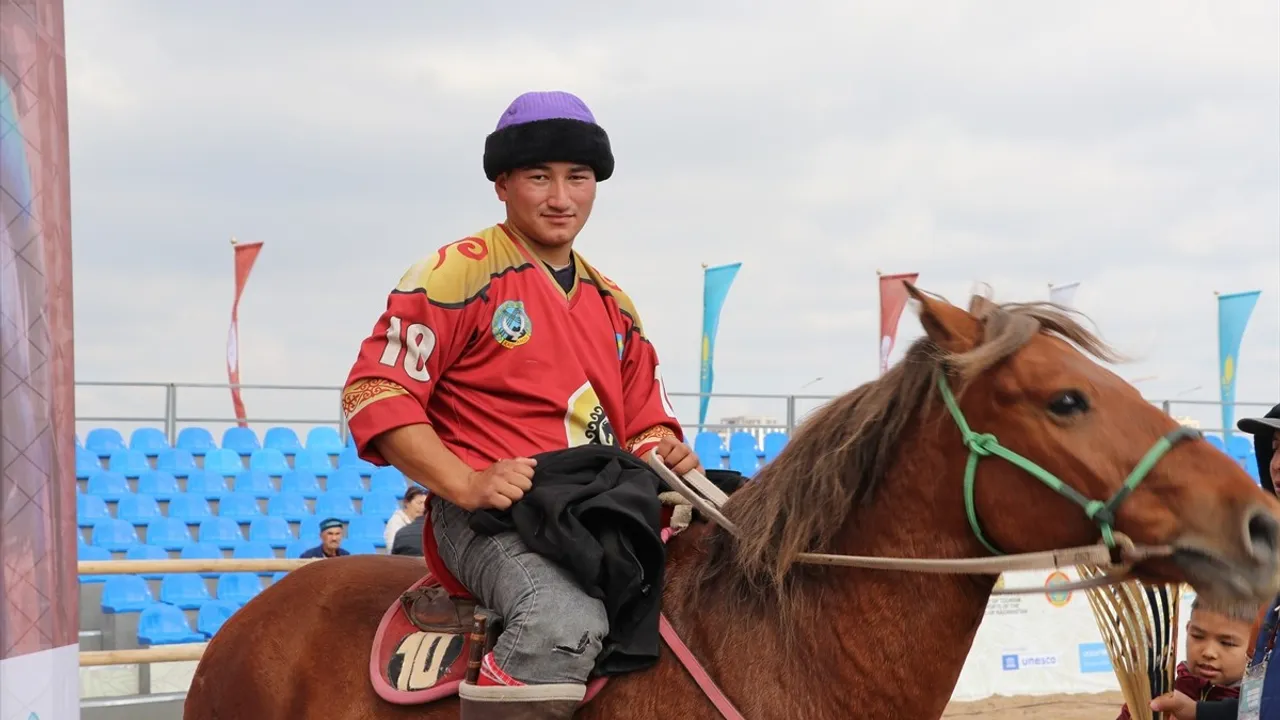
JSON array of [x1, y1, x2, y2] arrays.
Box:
[[665, 449, 995, 720]]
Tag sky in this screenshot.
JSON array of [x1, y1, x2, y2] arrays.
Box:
[[63, 0, 1279, 437]]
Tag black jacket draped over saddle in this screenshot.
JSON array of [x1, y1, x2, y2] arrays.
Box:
[[467, 445, 667, 676]]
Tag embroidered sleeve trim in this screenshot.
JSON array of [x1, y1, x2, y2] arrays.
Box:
[[627, 424, 677, 453], [342, 378, 411, 419]]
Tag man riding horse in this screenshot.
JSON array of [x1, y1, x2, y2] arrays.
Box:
[[341, 90, 702, 719]]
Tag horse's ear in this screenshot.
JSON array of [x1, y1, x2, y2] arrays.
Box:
[[904, 283, 981, 354]]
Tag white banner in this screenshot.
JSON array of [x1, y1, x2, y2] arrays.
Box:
[[0, 644, 80, 719], [952, 568, 1194, 702]]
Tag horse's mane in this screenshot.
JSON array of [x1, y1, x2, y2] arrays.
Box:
[[692, 294, 1121, 619]]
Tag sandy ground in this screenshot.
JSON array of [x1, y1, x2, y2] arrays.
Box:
[[942, 691, 1125, 719]]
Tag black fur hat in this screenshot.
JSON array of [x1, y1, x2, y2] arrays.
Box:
[[483, 91, 614, 182]]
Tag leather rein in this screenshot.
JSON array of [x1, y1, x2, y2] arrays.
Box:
[[643, 371, 1199, 719]]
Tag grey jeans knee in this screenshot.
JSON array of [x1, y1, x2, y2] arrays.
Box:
[[430, 495, 608, 685]]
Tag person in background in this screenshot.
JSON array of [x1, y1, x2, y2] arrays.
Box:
[[383, 486, 427, 549], [1117, 597, 1250, 719], [299, 517, 349, 559], [390, 513, 425, 557], [1150, 402, 1280, 720]]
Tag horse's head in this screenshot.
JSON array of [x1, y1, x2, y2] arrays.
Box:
[[907, 284, 1280, 607]]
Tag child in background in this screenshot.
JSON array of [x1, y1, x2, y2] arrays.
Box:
[[1116, 597, 1251, 720]]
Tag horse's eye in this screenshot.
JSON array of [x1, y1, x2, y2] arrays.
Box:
[[1048, 390, 1090, 417]]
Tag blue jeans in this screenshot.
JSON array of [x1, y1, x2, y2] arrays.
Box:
[[430, 495, 608, 685]]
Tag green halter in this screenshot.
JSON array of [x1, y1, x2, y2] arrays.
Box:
[[935, 373, 1200, 555]]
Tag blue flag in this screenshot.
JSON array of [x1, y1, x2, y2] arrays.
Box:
[[1218, 290, 1261, 439], [699, 263, 741, 430]]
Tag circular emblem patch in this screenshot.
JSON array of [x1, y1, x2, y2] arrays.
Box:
[[491, 301, 532, 349]]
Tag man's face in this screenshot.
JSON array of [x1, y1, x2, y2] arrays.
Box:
[[321, 527, 343, 551], [496, 162, 597, 252]]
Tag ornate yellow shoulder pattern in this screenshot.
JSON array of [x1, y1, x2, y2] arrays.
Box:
[[392, 225, 528, 308], [578, 255, 647, 338]]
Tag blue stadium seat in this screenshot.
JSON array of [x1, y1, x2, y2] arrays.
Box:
[[108, 449, 151, 478], [370, 467, 408, 498], [85, 428, 126, 458], [1204, 434, 1226, 452], [101, 575, 154, 613], [728, 431, 758, 454], [361, 491, 399, 523], [338, 447, 375, 475], [1246, 454, 1261, 483], [77, 494, 109, 528], [179, 542, 224, 578], [728, 445, 758, 477], [285, 539, 314, 559], [197, 600, 238, 638], [348, 516, 386, 547], [342, 538, 378, 555], [137, 470, 181, 501], [76, 432, 82, 448], [248, 517, 293, 549], [262, 427, 303, 455], [77, 545, 113, 583], [325, 467, 366, 498], [76, 447, 102, 480], [266, 491, 310, 523], [137, 603, 204, 645], [145, 517, 192, 551], [315, 492, 356, 522], [91, 518, 139, 552], [202, 448, 244, 476], [87, 471, 130, 502], [231, 540, 275, 560], [305, 426, 345, 455], [216, 572, 262, 606], [156, 449, 197, 478], [1227, 435, 1253, 461], [233, 469, 275, 498], [217, 491, 262, 521], [762, 432, 788, 463], [292, 448, 333, 476], [249, 448, 289, 476], [197, 517, 243, 550], [124, 544, 169, 580], [175, 427, 216, 456], [117, 493, 162, 525], [167, 494, 214, 524], [298, 516, 321, 542], [159, 574, 212, 610], [221, 427, 260, 456], [129, 427, 169, 457], [281, 470, 322, 498], [693, 431, 724, 470], [185, 470, 230, 499]]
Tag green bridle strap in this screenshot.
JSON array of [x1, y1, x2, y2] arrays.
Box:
[[934, 373, 1200, 556]]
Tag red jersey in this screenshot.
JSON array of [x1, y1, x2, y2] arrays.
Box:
[[342, 223, 683, 471]]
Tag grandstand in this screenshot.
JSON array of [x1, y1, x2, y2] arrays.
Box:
[[73, 395, 1267, 716]]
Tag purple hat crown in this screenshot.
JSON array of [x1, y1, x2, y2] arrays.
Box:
[[495, 91, 598, 131], [483, 90, 614, 181]]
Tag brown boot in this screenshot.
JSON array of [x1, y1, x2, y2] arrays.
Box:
[[458, 681, 585, 719]]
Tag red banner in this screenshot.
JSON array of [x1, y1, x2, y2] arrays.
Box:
[[878, 271, 919, 375], [228, 240, 264, 426]]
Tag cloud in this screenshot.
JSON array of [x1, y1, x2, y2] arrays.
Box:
[[60, 0, 1279, 438]]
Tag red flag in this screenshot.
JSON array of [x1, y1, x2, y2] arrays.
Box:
[[878, 271, 919, 375], [228, 240, 263, 426]]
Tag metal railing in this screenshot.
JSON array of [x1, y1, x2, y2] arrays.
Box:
[[73, 380, 1275, 443]]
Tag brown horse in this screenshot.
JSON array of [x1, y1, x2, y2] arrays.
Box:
[[184, 287, 1280, 720]]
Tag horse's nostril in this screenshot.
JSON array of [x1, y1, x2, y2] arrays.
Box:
[[1246, 508, 1280, 560]]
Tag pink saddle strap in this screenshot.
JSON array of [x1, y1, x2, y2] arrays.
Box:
[[659, 613, 746, 720]]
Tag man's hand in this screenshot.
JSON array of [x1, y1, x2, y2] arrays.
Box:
[[1150, 690, 1197, 720], [656, 436, 702, 476], [458, 458, 536, 511]]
